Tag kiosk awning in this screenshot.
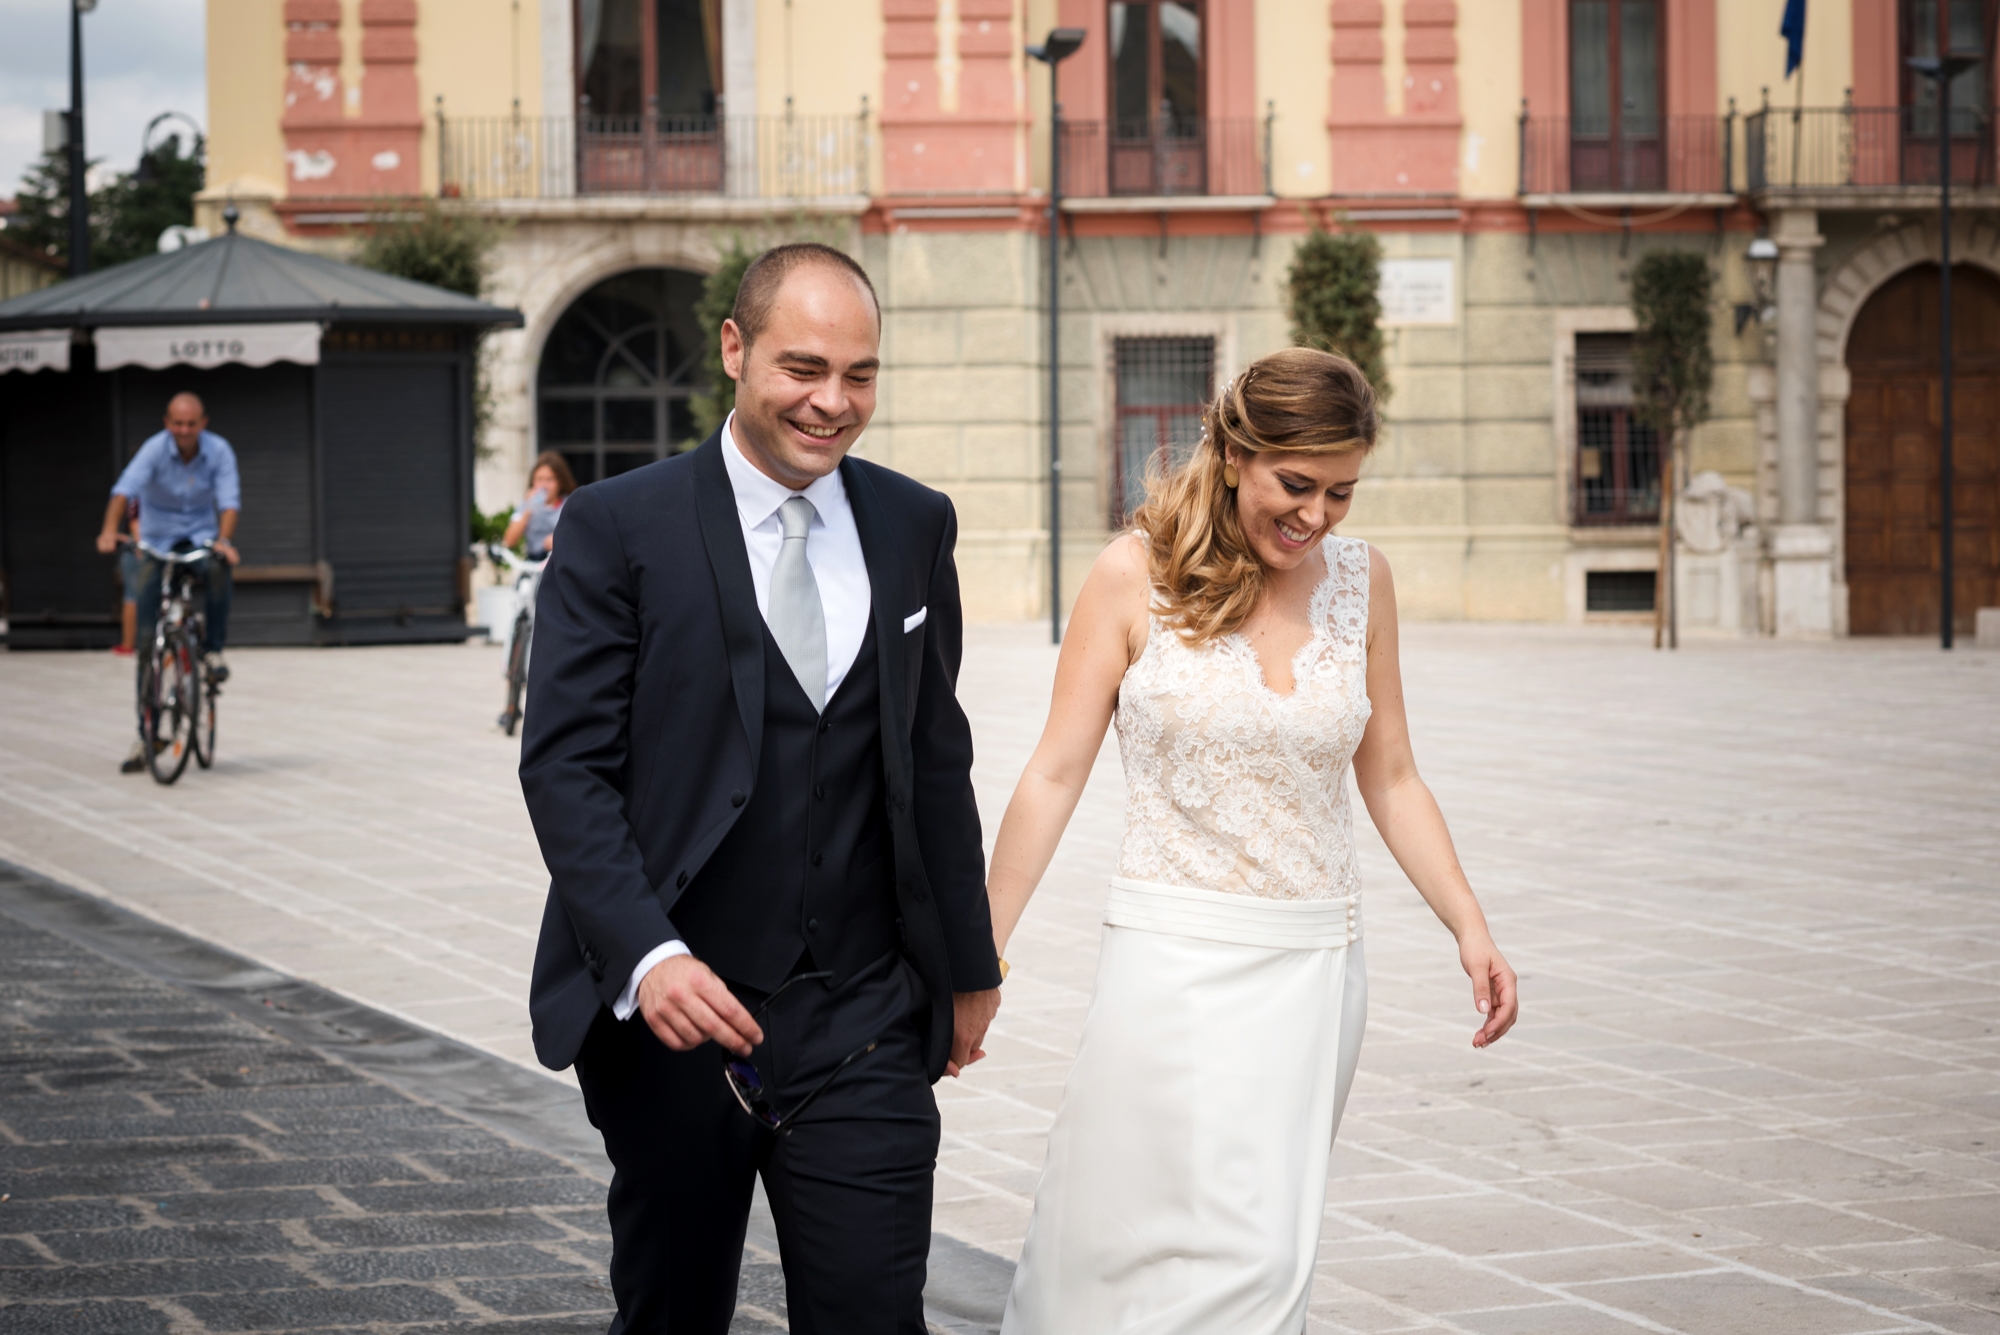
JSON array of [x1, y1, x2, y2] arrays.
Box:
[[0, 329, 71, 374], [95, 322, 321, 370]]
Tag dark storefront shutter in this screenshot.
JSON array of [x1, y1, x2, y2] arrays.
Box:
[[1, 363, 118, 647], [319, 360, 462, 636]]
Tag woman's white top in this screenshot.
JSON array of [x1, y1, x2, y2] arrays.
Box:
[[1112, 533, 1373, 902]]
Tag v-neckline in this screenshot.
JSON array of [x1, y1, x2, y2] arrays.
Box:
[[1225, 540, 1338, 700]]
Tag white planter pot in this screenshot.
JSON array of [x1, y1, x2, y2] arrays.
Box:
[[475, 586, 517, 644]]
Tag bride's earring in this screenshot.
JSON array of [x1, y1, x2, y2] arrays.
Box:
[[1222, 462, 1240, 489]]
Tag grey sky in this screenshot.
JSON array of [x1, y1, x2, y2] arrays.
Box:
[[0, 0, 207, 203]]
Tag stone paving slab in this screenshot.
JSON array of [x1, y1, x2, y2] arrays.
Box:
[[1, 626, 1997, 1332]]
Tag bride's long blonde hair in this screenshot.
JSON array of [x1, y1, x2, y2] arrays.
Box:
[[1131, 347, 1379, 645]]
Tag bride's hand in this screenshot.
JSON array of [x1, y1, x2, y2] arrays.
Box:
[[1459, 935, 1518, 1049]]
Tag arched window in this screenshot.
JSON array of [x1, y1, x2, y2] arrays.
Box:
[[537, 268, 709, 483]]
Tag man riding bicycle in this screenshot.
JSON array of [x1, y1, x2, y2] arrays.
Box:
[[96, 392, 242, 774]]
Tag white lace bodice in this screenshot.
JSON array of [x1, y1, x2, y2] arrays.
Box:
[[1114, 535, 1373, 902]]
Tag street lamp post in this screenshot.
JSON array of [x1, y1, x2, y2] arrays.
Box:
[[1908, 53, 1980, 650], [68, 0, 98, 278], [1027, 28, 1085, 645]]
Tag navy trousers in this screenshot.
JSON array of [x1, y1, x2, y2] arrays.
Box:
[[574, 951, 938, 1335]]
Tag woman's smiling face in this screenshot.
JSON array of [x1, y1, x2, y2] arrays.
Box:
[[1225, 444, 1364, 571]]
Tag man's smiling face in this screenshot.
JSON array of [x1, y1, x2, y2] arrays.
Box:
[[720, 262, 881, 489]]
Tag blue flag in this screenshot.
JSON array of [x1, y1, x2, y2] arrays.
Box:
[[1781, 0, 1808, 77]]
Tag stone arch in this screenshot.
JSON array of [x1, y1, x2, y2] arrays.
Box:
[[1750, 219, 2000, 634], [1818, 219, 2000, 365]]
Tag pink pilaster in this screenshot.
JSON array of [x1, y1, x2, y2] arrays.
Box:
[[1329, 0, 1461, 193], [881, 0, 1022, 195], [280, 0, 421, 204]]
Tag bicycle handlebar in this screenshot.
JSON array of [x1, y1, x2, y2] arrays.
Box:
[[136, 542, 217, 565], [474, 541, 547, 573]]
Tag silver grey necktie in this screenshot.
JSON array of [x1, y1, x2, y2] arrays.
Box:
[[768, 495, 827, 711]]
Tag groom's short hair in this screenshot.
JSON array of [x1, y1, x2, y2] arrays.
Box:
[[730, 243, 880, 349]]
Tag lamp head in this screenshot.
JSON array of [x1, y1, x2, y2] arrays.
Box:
[[1028, 28, 1086, 65], [1745, 237, 1779, 263], [1907, 54, 1982, 82]]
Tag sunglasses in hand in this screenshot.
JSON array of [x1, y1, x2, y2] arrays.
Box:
[[723, 970, 881, 1134]]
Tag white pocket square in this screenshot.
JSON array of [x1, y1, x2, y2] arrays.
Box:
[[903, 606, 928, 633]]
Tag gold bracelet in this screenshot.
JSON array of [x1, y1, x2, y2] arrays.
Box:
[[998, 958, 1010, 982]]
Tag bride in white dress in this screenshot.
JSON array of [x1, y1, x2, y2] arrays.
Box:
[[987, 348, 1518, 1334]]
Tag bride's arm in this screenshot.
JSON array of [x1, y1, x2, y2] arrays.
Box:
[[987, 535, 1150, 955], [1350, 546, 1520, 1048]]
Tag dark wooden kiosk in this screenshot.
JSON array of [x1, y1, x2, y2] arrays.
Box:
[[0, 227, 520, 649]]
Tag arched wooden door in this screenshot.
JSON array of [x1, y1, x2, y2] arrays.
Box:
[[1844, 263, 2000, 636]]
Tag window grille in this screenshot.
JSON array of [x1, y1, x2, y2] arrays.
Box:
[[1112, 336, 1214, 525], [1573, 333, 1660, 526], [1586, 569, 1657, 613]]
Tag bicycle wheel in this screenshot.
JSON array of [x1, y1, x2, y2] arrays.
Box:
[[193, 674, 218, 769], [143, 636, 197, 785], [499, 613, 531, 736]]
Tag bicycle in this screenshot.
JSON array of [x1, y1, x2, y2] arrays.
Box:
[[133, 542, 221, 785], [481, 542, 547, 737]]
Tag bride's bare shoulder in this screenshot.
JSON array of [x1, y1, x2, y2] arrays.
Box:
[[1072, 532, 1154, 659]]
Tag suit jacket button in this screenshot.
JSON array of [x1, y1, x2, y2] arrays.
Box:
[[807, 918, 820, 933], [730, 789, 746, 807], [811, 852, 824, 867], [676, 871, 688, 888], [814, 785, 825, 800]]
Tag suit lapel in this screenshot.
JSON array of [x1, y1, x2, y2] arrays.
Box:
[[692, 432, 765, 769], [841, 460, 911, 762]]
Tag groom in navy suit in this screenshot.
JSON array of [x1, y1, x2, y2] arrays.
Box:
[[519, 243, 1003, 1333]]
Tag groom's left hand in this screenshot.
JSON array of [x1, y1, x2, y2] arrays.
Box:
[[947, 988, 1001, 1077]]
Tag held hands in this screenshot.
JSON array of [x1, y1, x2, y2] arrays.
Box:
[[1460, 934, 1519, 1049], [213, 538, 240, 566], [947, 988, 1001, 1078], [636, 954, 764, 1056]]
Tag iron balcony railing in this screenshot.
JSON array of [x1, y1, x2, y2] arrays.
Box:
[[1518, 110, 1736, 195], [437, 112, 870, 201], [1745, 103, 1997, 192], [1058, 117, 1271, 199]]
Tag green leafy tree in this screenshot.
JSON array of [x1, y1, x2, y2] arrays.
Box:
[[690, 235, 758, 443], [1284, 224, 1391, 408], [94, 133, 205, 268], [351, 201, 501, 297], [11, 135, 206, 271], [1629, 249, 1716, 649], [9, 151, 77, 265]]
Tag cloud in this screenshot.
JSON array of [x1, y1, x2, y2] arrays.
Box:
[[0, 0, 206, 204]]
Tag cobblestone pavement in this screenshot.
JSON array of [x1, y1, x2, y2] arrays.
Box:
[[1, 626, 1996, 1333], [0, 866, 798, 1334]]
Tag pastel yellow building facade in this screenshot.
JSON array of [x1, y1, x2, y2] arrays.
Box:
[[201, 0, 2000, 636]]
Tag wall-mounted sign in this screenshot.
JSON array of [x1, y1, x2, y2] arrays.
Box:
[[1378, 258, 1456, 326], [94, 322, 322, 371], [0, 329, 71, 374]]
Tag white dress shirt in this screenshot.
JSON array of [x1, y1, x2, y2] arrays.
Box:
[[615, 413, 875, 1019]]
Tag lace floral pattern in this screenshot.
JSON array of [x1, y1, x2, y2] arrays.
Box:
[[1114, 536, 1373, 902]]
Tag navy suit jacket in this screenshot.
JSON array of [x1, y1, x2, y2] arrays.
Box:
[[519, 431, 1000, 1078]]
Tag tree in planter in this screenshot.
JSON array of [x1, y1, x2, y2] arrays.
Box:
[[1284, 224, 1391, 408], [352, 203, 506, 457], [1630, 249, 1715, 650], [689, 235, 758, 443]]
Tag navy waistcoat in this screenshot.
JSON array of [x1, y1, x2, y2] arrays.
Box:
[[668, 612, 900, 993]]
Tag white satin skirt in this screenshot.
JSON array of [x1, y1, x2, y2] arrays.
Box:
[[1001, 878, 1368, 1335]]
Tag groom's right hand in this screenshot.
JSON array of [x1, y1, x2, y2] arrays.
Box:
[[637, 955, 765, 1056]]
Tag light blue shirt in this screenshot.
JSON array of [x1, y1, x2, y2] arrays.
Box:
[[112, 431, 242, 549]]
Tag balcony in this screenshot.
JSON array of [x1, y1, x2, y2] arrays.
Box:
[[1746, 104, 1999, 204], [1518, 113, 1736, 202], [1057, 117, 1271, 204], [437, 114, 870, 204]]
